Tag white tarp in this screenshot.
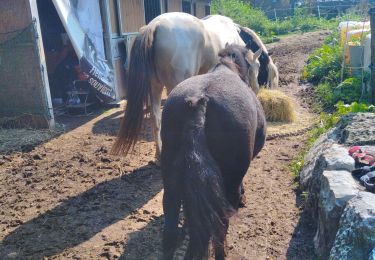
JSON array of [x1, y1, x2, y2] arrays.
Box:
[[75, 1, 105, 59], [52, 0, 116, 102]]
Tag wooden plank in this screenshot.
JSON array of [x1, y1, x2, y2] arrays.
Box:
[[119, 0, 145, 32], [195, 3, 206, 18], [168, 0, 181, 12], [108, 0, 119, 34], [0, 0, 49, 124], [0, 0, 32, 33]]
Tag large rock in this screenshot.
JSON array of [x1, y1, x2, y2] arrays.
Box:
[[329, 192, 375, 260], [370, 248, 375, 260], [302, 143, 355, 221], [300, 128, 355, 189], [300, 129, 337, 189], [300, 112, 375, 258], [314, 170, 359, 259], [337, 113, 375, 146], [369, 248, 375, 260]]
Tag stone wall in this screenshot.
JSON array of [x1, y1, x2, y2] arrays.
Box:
[[301, 113, 375, 259]]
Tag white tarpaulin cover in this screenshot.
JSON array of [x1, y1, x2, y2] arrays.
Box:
[[52, 0, 116, 102]]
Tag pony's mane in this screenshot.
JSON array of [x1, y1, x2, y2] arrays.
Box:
[[217, 44, 250, 84]]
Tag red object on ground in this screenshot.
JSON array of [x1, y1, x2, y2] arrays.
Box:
[[349, 146, 375, 166]]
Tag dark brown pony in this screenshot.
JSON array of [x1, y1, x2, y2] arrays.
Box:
[[161, 44, 266, 259]]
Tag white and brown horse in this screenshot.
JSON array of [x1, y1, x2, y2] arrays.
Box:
[[112, 13, 277, 159]]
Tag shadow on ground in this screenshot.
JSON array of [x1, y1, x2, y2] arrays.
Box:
[[92, 110, 154, 142], [0, 164, 162, 259], [120, 216, 164, 260], [286, 192, 317, 259]]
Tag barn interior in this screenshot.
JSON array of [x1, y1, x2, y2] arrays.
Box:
[[36, 0, 98, 115]]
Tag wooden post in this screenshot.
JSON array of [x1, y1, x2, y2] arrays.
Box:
[[369, 7, 375, 104]]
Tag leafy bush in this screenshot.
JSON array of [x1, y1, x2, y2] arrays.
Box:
[[315, 77, 363, 108], [315, 82, 335, 108], [336, 101, 375, 114], [211, 0, 271, 35], [303, 32, 371, 110], [333, 77, 362, 104], [303, 41, 343, 85]]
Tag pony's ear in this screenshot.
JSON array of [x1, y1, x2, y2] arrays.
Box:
[[253, 48, 262, 60], [225, 42, 229, 48]]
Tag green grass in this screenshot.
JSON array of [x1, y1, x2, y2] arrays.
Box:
[[211, 0, 359, 40]]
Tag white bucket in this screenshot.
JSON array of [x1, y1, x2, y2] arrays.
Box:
[[339, 21, 370, 44], [344, 29, 370, 64]]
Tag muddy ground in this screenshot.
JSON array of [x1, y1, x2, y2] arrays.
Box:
[[0, 31, 328, 259]]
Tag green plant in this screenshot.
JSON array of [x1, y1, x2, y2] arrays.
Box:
[[333, 77, 362, 104], [303, 42, 343, 85], [315, 82, 335, 108], [290, 153, 305, 181], [211, 0, 271, 35], [336, 101, 375, 114], [211, 0, 354, 39]]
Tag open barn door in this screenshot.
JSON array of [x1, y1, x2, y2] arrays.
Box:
[[52, 0, 116, 103]]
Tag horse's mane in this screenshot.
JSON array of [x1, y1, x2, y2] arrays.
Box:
[[238, 26, 270, 64], [217, 44, 250, 85]]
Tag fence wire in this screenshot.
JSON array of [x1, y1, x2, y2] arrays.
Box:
[[263, 3, 373, 21]]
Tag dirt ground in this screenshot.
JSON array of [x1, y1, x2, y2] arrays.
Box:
[[0, 31, 329, 259]]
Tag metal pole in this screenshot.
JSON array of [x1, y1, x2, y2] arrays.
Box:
[[274, 8, 277, 21], [317, 5, 321, 19], [369, 7, 375, 104]]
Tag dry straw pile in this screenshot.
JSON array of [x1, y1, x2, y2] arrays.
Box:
[[257, 89, 296, 122]]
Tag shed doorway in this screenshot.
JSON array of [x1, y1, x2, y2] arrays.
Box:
[[36, 0, 98, 116]]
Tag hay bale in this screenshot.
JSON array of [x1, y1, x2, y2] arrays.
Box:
[[257, 89, 296, 122]]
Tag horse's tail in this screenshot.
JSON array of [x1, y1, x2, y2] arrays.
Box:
[[267, 60, 279, 88], [180, 96, 234, 259], [112, 24, 157, 155]]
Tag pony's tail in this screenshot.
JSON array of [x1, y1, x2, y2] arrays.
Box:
[[180, 96, 234, 259], [112, 25, 157, 155]]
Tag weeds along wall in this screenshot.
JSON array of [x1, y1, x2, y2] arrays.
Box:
[[0, 0, 50, 128]]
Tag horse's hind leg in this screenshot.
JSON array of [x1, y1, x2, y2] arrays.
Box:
[[150, 82, 164, 162], [163, 184, 182, 259]]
